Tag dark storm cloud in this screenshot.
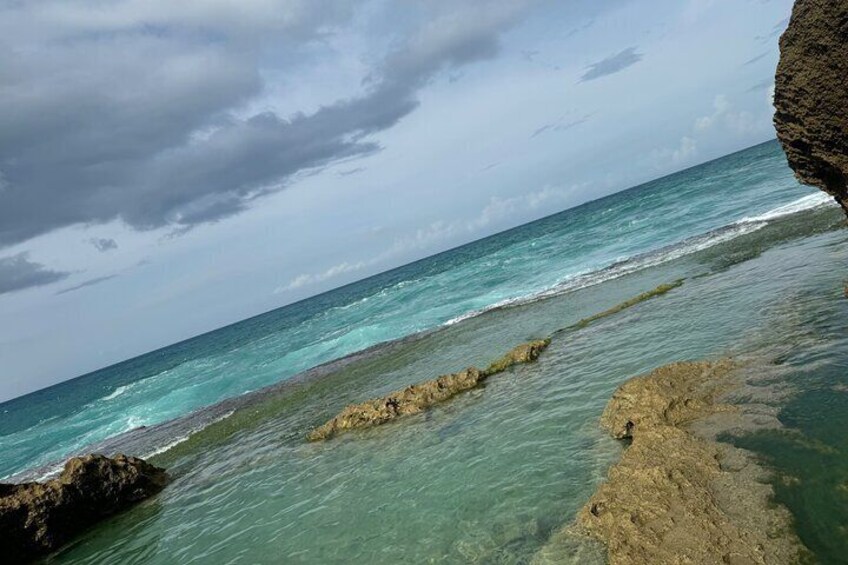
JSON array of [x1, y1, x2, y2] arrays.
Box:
[[89, 238, 118, 252], [0, 0, 529, 247], [580, 47, 643, 82], [0, 254, 69, 295], [56, 275, 119, 295]]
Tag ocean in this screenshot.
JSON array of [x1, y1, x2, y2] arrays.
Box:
[[2, 139, 846, 563]]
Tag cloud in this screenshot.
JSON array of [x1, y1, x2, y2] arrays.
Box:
[[673, 136, 698, 163], [0, 253, 69, 295], [277, 182, 584, 293], [89, 238, 118, 252], [655, 91, 773, 168], [0, 0, 531, 247], [653, 136, 698, 167], [385, 184, 583, 257], [277, 261, 366, 292], [695, 94, 759, 136], [694, 95, 730, 131], [337, 167, 366, 177], [580, 47, 643, 82], [56, 275, 119, 295], [531, 113, 593, 138]]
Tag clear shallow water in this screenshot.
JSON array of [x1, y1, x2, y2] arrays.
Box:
[[0, 140, 826, 480], [2, 140, 847, 563], [49, 203, 848, 564]]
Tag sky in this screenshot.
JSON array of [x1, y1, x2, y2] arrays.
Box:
[[0, 0, 794, 402]]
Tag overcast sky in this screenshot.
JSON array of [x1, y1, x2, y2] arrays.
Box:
[[0, 0, 793, 401]]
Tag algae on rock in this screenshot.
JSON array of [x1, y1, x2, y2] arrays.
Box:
[[572, 360, 809, 565], [0, 454, 169, 563], [570, 280, 684, 330], [307, 340, 550, 441]]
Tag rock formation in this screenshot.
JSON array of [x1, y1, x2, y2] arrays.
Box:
[[0, 454, 169, 563], [307, 339, 550, 441], [774, 0, 848, 216], [574, 360, 808, 564]]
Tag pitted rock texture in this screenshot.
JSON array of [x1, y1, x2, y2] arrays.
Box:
[[0, 454, 169, 563], [774, 0, 848, 215], [574, 360, 808, 565], [307, 339, 550, 441]]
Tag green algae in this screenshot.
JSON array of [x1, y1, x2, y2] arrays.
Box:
[[307, 339, 551, 441], [568, 279, 684, 330], [153, 279, 688, 460], [483, 339, 551, 376]]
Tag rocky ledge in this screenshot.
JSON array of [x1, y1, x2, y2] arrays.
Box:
[[307, 339, 550, 441], [774, 0, 848, 216], [0, 454, 169, 563], [573, 360, 808, 565]]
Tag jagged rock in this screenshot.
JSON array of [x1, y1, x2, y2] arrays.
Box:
[[572, 360, 808, 565], [307, 340, 550, 441], [774, 0, 848, 216], [0, 454, 169, 563], [483, 339, 550, 375]]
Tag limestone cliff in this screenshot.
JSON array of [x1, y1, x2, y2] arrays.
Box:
[[774, 0, 848, 215]]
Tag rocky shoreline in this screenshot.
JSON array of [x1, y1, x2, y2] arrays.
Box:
[[307, 339, 550, 441], [0, 454, 168, 563], [560, 360, 809, 565]]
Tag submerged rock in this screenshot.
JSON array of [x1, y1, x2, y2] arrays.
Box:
[[570, 280, 684, 330], [0, 454, 169, 563], [774, 0, 848, 216], [572, 360, 808, 565], [307, 339, 550, 441]]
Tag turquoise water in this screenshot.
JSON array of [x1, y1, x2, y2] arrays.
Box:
[[2, 140, 847, 563], [0, 141, 824, 480]]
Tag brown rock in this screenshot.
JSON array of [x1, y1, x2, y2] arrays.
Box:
[[573, 360, 808, 565], [0, 454, 169, 563], [774, 0, 848, 216], [307, 367, 486, 441], [307, 340, 550, 441], [483, 339, 550, 375]]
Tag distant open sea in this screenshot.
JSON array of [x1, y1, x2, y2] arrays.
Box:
[[2, 140, 847, 563]]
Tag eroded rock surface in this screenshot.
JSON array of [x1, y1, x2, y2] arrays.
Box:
[[774, 0, 848, 215], [307, 339, 550, 441], [0, 454, 169, 563], [573, 360, 808, 565]]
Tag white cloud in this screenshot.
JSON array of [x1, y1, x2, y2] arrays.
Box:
[[655, 91, 773, 168], [652, 135, 698, 166], [275, 184, 585, 293], [673, 136, 698, 163], [694, 94, 760, 136], [276, 260, 367, 292], [383, 184, 583, 257], [694, 94, 730, 131]]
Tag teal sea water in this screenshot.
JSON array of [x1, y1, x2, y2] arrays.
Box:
[[2, 140, 847, 563]]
